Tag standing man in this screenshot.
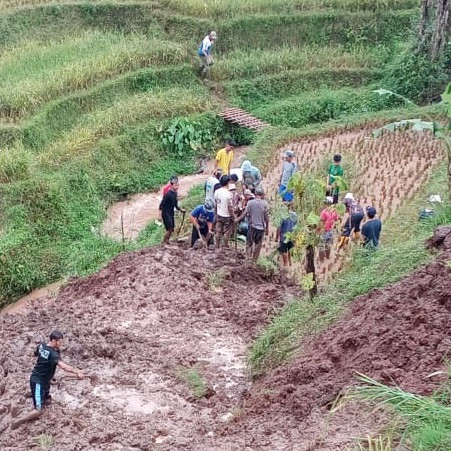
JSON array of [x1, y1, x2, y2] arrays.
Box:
[[362, 206, 382, 248], [279, 150, 297, 203], [159, 180, 185, 244], [190, 200, 215, 247], [215, 140, 237, 176], [11, 331, 85, 430], [205, 169, 222, 204], [320, 196, 339, 258], [214, 175, 234, 249], [236, 186, 269, 261], [276, 209, 297, 267], [327, 154, 344, 204], [198, 31, 217, 79]]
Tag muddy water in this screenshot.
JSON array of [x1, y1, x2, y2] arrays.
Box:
[[101, 149, 247, 241]]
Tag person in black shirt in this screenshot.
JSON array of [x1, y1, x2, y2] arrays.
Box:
[[362, 206, 382, 248], [158, 180, 185, 244], [11, 331, 85, 430]]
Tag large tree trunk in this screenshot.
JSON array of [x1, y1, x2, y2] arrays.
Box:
[[418, 0, 451, 60]]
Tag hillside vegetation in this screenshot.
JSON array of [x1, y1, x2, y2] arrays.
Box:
[[0, 0, 431, 305]]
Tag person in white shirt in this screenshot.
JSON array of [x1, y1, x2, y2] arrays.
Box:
[[198, 31, 217, 79], [214, 175, 234, 249], [205, 168, 222, 204]]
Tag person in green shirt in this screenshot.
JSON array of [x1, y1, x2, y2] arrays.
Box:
[[326, 154, 344, 204]]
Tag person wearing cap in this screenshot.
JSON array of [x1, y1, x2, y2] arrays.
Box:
[[327, 154, 344, 204], [189, 201, 215, 247], [279, 150, 297, 202], [320, 196, 339, 259], [241, 160, 262, 192], [10, 331, 85, 430], [276, 207, 297, 267], [236, 186, 269, 261], [159, 180, 186, 244], [205, 169, 222, 204], [362, 206, 382, 248], [214, 175, 234, 249], [198, 31, 217, 79], [215, 140, 237, 175]]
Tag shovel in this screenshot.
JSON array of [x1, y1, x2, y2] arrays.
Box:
[[61, 373, 99, 387], [175, 210, 187, 241]]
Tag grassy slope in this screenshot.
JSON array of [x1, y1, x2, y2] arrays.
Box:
[[0, 0, 423, 307]]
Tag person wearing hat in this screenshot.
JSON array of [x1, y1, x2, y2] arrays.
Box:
[[279, 150, 297, 202], [236, 186, 269, 261], [189, 200, 215, 247], [241, 160, 262, 192], [326, 154, 344, 204], [215, 140, 237, 175], [10, 331, 85, 430], [198, 31, 217, 79], [362, 206, 382, 248]]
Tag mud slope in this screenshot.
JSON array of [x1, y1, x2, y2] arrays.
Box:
[[222, 227, 451, 448], [0, 245, 298, 450]]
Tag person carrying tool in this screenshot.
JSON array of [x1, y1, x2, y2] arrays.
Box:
[[198, 31, 217, 79], [159, 180, 186, 244], [326, 154, 344, 204], [319, 196, 339, 259], [190, 200, 215, 247], [236, 186, 269, 261], [215, 140, 237, 175], [214, 175, 234, 249], [279, 150, 297, 202], [276, 208, 297, 267], [241, 160, 262, 192], [337, 193, 364, 251], [362, 206, 382, 248], [10, 331, 85, 430]]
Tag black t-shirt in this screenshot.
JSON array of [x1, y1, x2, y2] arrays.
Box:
[[159, 190, 179, 215], [31, 343, 60, 384]]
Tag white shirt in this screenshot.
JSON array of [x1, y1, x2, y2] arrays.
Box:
[[205, 175, 219, 204], [215, 187, 232, 217], [200, 36, 213, 56]]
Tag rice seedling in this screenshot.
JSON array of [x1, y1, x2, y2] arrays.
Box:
[[0, 31, 188, 118]]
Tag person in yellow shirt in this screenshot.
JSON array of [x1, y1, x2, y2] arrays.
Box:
[[215, 140, 237, 175]]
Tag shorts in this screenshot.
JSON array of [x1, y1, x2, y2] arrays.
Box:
[[247, 226, 265, 246], [342, 212, 364, 236], [30, 377, 50, 411], [325, 189, 339, 204], [278, 185, 294, 202], [278, 240, 294, 253], [321, 230, 334, 246], [162, 212, 175, 231]]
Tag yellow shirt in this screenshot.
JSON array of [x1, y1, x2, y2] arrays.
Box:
[[215, 148, 234, 174]]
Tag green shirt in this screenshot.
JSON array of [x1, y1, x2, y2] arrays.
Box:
[[328, 164, 343, 194]]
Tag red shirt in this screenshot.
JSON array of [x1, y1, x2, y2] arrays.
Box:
[[320, 208, 338, 232], [162, 183, 172, 196]]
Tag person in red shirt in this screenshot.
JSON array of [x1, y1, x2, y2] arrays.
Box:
[[319, 196, 338, 260], [162, 175, 179, 197]]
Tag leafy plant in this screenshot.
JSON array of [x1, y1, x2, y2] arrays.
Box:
[[177, 367, 207, 399], [158, 118, 216, 158]]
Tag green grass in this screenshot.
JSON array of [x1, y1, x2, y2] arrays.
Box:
[[0, 31, 188, 118], [177, 367, 208, 398], [249, 161, 450, 377]]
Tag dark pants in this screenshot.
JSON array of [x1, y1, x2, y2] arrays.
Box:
[[30, 377, 50, 411], [191, 226, 209, 247]]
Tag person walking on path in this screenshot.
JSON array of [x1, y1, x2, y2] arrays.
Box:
[[241, 160, 262, 192], [236, 186, 269, 261], [159, 180, 185, 244], [215, 140, 237, 175], [198, 31, 217, 79], [279, 150, 297, 203], [362, 206, 382, 248], [276, 209, 297, 267], [190, 200, 215, 247], [10, 331, 85, 430], [326, 154, 344, 204], [320, 197, 339, 259], [214, 175, 234, 249]]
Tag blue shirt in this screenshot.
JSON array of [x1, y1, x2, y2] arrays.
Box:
[[191, 205, 214, 227], [279, 212, 297, 243], [362, 219, 382, 247]]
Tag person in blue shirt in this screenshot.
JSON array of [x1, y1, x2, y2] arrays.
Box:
[[276, 209, 298, 267], [198, 31, 217, 79], [190, 200, 215, 247], [362, 206, 382, 248]]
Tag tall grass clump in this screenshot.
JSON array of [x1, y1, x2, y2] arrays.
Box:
[[0, 31, 188, 118], [0, 141, 32, 183]]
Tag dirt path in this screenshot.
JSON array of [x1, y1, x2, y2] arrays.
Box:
[[101, 148, 247, 241]]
